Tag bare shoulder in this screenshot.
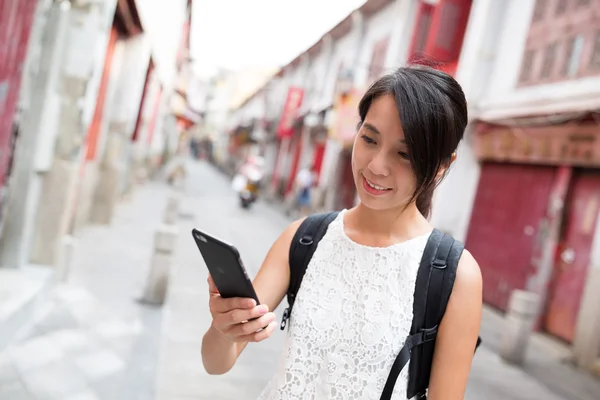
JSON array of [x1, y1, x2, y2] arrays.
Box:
[[441, 249, 483, 328], [455, 249, 482, 296]]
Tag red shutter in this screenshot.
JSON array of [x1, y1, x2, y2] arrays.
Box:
[[424, 0, 472, 63]]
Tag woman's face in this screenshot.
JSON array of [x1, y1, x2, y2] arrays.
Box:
[[352, 94, 417, 211]]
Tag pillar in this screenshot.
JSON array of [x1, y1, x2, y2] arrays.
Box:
[[29, 0, 118, 266]]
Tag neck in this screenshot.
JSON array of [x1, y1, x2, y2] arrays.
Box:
[[349, 202, 430, 239]]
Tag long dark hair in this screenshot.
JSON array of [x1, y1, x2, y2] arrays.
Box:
[[357, 66, 468, 217]]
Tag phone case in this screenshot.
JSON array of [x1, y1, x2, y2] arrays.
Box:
[[191, 229, 260, 304]]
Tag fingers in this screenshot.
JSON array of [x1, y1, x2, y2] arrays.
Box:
[[210, 296, 256, 314], [238, 321, 277, 343], [226, 311, 276, 336], [214, 304, 268, 330]]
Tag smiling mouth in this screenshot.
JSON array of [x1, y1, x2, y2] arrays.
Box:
[[362, 175, 392, 191]]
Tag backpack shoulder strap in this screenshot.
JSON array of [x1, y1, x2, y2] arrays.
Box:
[[280, 211, 339, 330], [380, 229, 464, 400]]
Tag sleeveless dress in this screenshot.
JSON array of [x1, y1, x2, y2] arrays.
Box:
[[257, 210, 431, 400]]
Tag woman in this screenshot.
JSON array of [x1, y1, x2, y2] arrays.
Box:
[[201, 66, 483, 399]]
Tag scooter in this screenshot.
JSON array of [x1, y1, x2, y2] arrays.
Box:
[[239, 180, 259, 209]]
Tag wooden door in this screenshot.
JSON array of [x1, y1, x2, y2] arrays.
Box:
[[544, 170, 600, 342], [466, 163, 556, 311]]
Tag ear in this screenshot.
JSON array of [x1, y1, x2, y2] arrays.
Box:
[[435, 152, 457, 180]]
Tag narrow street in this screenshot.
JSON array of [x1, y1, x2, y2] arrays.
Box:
[[157, 160, 600, 400], [2, 159, 599, 400]]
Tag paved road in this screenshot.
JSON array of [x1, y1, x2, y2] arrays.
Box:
[[157, 160, 594, 400], [4, 159, 594, 400]]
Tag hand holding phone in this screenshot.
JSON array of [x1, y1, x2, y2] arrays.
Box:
[[207, 275, 277, 343], [192, 228, 277, 342]]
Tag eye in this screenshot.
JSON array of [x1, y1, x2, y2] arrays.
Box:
[[398, 151, 409, 160], [361, 134, 376, 145]]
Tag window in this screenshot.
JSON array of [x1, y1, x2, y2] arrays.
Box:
[[555, 0, 568, 14], [561, 37, 575, 76], [589, 30, 600, 70], [563, 35, 585, 76], [540, 42, 558, 78], [410, 5, 434, 57], [436, 2, 462, 52], [519, 49, 536, 82], [533, 0, 548, 22], [367, 37, 389, 83]]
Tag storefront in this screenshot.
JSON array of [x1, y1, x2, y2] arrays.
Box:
[[467, 117, 600, 343]]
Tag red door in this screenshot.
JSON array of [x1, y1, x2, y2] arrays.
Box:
[[466, 163, 556, 311], [544, 170, 600, 343]]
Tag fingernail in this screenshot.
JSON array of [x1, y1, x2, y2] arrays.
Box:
[[249, 299, 257, 307], [257, 305, 268, 314]]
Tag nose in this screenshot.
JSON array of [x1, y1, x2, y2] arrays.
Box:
[[367, 150, 390, 177]]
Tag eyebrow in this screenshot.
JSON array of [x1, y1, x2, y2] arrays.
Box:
[[363, 122, 406, 144]]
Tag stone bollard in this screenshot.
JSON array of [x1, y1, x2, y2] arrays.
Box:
[[55, 235, 77, 282], [140, 224, 179, 306], [499, 289, 540, 365], [163, 194, 181, 225]]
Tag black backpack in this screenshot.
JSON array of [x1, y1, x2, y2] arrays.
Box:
[[279, 212, 481, 400]]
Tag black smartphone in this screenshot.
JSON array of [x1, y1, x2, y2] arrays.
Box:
[[191, 228, 260, 304]]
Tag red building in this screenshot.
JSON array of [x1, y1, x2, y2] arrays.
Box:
[[465, 0, 600, 344]]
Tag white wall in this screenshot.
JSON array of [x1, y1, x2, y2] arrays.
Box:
[[385, 0, 419, 69], [302, 39, 333, 114], [136, 0, 188, 90], [34, 0, 118, 171], [109, 35, 152, 134], [321, 32, 357, 109], [354, 1, 396, 88]]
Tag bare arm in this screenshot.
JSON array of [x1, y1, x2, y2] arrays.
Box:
[[427, 249, 482, 400], [201, 218, 305, 375]]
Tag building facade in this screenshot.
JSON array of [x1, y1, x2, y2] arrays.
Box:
[[0, 0, 193, 269]]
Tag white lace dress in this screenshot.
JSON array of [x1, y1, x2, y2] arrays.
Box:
[[257, 210, 431, 400]]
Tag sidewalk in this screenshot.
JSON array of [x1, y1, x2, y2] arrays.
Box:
[[0, 182, 172, 400]]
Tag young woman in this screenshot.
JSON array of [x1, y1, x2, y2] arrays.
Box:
[[201, 66, 483, 399]]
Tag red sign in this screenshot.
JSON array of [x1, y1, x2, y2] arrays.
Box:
[[276, 87, 304, 138], [475, 123, 600, 167], [330, 89, 362, 146]]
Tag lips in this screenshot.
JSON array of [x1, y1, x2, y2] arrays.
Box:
[[362, 175, 392, 196]]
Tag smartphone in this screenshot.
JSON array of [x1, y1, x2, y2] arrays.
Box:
[[191, 228, 260, 304]]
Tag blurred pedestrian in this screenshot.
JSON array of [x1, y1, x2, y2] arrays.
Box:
[[294, 164, 314, 216], [201, 66, 482, 400]]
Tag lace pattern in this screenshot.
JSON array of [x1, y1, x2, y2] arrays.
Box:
[[258, 211, 430, 400]]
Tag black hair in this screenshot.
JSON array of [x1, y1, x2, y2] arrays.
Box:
[[357, 65, 468, 217]]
